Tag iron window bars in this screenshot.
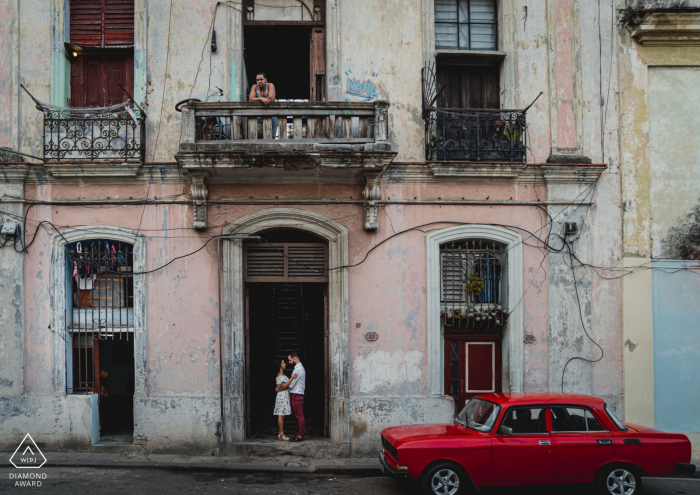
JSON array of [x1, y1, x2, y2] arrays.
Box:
[[65, 240, 134, 394], [440, 240, 506, 334], [434, 0, 497, 51], [44, 106, 145, 161]]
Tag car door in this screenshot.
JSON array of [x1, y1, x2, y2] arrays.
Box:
[[492, 405, 553, 482], [550, 406, 616, 481]]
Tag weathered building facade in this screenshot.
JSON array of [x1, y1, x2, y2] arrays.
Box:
[[0, 0, 639, 456], [619, 0, 700, 458]]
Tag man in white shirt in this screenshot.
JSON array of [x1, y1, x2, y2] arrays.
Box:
[[276, 352, 306, 441]]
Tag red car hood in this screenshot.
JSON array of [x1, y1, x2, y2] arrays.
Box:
[[382, 423, 468, 445]]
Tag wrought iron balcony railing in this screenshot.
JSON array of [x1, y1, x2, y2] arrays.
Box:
[[178, 101, 390, 150], [425, 108, 527, 162], [43, 105, 146, 161]]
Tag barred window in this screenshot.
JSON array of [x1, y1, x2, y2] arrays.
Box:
[[440, 239, 506, 333], [435, 0, 497, 51]]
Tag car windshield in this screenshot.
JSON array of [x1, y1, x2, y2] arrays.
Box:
[[456, 398, 501, 432], [605, 404, 628, 431]]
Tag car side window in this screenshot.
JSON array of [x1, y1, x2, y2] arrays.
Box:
[[585, 410, 606, 431], [551, 407, 607, 432], [500, 407, 547, 434]]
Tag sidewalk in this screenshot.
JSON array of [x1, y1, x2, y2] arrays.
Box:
[[2, 450, 698, 478], [1, 450, 382, 476]]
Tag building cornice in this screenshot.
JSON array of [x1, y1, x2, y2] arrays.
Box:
[[0, 164, 29, 183], [5, 162, 607, 187], [631, 12, 700, 46]]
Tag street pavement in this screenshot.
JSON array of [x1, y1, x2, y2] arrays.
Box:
[[1, 467, 699, 494]]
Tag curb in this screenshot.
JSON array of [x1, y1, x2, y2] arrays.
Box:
[[48, 461, 383, 476]]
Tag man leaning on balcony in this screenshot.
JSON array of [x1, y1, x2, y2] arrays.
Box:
[[249, 72, 279, 139]]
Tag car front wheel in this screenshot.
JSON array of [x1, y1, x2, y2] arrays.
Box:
[[422, 462, 469, 495], [597, 465, 643, 495]]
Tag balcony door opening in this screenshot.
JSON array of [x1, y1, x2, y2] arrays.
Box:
[[441, 239, 506, 412], [66, 239, 135, 444], [244, 230, 329, 439], [435, 65, 499, 109], [244, 25, 325, 101], [68, 0, 135, 107]]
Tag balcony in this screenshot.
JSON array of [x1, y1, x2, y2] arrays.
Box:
[[425, 108, 527, 163], [42, 105, 146, 177], [174, 100, 397, 231], [176, 100, 394, 171]]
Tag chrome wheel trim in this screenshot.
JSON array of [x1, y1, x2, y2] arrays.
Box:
[[431, 468, 460, 495], [606, 468, 636, 495]]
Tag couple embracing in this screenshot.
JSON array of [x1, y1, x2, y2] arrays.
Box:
[[273, 352, 305, 442]]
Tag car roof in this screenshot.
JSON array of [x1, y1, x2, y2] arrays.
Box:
[[474, 392, 606, 407]]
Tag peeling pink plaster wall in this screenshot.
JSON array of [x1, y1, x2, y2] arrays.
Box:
[[553, 0, 576, 149], [24, 182, 553, 399]]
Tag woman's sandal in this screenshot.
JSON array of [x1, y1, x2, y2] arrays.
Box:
[[278, 434, 289, 441]]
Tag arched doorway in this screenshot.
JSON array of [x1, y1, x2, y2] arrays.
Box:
[[222, 209, 349, 445], [244, 229, 328, 437]]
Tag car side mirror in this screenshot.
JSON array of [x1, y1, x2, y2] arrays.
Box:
[[499, 425, 513, 436]]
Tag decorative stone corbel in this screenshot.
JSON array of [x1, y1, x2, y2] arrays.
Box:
[[362, 169, 383, 231], [189, 171, 209, 230]]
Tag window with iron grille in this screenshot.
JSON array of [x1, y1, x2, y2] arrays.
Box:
[[440, 239, 506, 334], [434, 0, 497, 51], [65, 239, 133, 394]]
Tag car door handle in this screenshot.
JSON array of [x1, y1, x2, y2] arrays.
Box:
[[623, 439, 641, 445], [597, 439, 613, 445], [539, 440, 551, 446]]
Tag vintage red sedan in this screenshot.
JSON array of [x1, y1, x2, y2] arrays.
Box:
[[379, 393, 695, 495]]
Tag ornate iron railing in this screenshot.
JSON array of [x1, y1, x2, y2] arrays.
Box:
[[44, 107, 145, 161], [426, 108, 527, 162]]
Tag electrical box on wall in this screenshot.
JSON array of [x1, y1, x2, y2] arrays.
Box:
[[1, 222, 19, 236]]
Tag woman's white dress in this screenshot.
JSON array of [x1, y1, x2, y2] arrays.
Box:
[[274, 376, 292, 416]]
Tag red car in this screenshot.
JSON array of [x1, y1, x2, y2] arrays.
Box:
[[379, 393, 695, 495]]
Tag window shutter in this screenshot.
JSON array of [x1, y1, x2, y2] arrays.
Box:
[[70, 0, 104, 48], [245, 243, 327, 282], [287, 245, 326, 279], [246, 246, 285, 279], [104, 0, 134, 47], [441, 251, 466, 304], [70, 0, 134, 48]]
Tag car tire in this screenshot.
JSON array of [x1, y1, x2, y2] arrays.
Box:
[[422, 462, 471, 495], [596, 464, 643, 495]]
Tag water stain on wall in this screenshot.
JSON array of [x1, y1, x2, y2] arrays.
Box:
[[662, 198, 700, 260]]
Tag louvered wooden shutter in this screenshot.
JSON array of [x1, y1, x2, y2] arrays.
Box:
[[441, 251, 466, 304], [70, 0, 134, 48], [245, 243, 327, 282]]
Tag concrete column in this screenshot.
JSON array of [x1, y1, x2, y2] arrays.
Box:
[[547, 183, 594, 395], [0, 181, 26, 396], [622, 256, 655, 426]]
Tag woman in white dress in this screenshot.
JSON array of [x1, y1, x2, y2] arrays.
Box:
[[274, 359, 296, 441]]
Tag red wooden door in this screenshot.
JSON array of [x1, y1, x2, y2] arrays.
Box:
[[70, 54, 134, 107], [445, 337, 502, 411]]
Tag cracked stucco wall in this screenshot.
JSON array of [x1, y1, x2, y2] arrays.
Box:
[[619, 8, 700, 456]]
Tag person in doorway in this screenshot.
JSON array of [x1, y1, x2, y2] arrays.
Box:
[[276, 352, 306, 442], [273, 359, 297, 441], [249, 72, 279, 138]]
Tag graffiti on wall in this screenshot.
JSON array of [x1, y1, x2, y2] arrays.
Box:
[[345, 70, 378, 102]]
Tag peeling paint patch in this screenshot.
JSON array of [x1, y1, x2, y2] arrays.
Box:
[[354, 350, 423, 394]]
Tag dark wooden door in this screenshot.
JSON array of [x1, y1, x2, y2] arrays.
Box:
[[436, 66, 499, 109], [70, 54, 134, 107], [445, 337, 502, 411]]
